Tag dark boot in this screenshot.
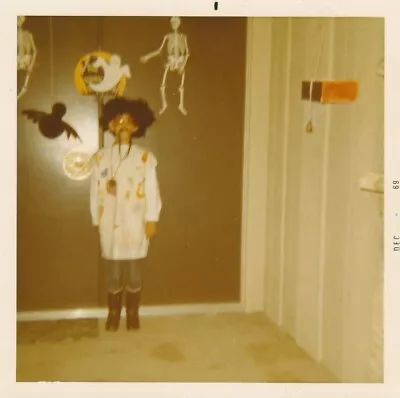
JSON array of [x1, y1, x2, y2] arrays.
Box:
[[126, 290, 141, 330], [105, 290, 122, 331]]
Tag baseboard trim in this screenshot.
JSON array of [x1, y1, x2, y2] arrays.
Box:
[[17, 302, 244, 322]]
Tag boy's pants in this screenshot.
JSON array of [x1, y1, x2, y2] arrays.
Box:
[[103, 259, 142, 294]]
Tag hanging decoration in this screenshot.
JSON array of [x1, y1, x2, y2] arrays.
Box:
[[21, 103, 83, 142], [74, 52, 131, 96], [140, 16, 190, 116], [300, 23, 360, 133], [63, 147, 94, 181], [17, 16, 38, 100]]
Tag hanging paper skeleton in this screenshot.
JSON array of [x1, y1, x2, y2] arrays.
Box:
[[140, 16, 190, 115], [74, 51, 131, 96], [21, 103, 82, 142], [17, 16, 38, 100]]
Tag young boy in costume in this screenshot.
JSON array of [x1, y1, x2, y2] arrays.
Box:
[[90, 97, 162, 331]]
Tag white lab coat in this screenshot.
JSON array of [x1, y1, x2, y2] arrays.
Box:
[[90, 143, 162, 260]]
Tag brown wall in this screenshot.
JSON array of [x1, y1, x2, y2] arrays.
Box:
[[17, 16, 247, 311], [17, 17, 101, 311]]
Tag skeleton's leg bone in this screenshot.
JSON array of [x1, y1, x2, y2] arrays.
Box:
[[17, 64, 34, 100], [178, 88, 187, 116], [159, 86, 167, 115], [17, 86, 28, 100], [178, 70, 187, 115], [159, 66, 169, 115]]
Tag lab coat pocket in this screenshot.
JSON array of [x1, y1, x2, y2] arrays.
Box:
[[128, 205, 146, 246]]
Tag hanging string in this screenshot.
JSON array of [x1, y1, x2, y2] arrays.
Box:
[[306, 22, 326, 133], [49, 16, 54, 99], [97, 16, 104, 51], [96, 16, 105, 149]]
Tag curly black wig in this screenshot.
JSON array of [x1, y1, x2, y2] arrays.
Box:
[[100, 97, 156, 139]]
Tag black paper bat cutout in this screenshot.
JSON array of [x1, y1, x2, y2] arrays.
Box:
[[21, 103, 83, 143]]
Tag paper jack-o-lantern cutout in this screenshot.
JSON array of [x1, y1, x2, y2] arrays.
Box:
[[74, 52, 131, 96], [63, 148, 94, 181], [17, 16, 38, 100]]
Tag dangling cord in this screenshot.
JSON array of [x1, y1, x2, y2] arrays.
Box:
[[306, 81, 314, 132], [110, 139, 132, 181], [118, 140, 132, 159], [49, 16, 54, 100], [306, 23, 325, 133]]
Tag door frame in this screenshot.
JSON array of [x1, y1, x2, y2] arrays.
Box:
[[240, 17, 271, 313]]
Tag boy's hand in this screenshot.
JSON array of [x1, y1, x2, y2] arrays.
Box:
[[145, 222, 157, 239]]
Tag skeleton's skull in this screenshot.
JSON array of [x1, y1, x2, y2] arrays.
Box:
[[170, 16, 181, 31], [17, 16, 26, 28]]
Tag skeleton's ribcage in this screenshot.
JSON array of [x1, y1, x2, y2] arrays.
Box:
[[18, 32, 34, 70]]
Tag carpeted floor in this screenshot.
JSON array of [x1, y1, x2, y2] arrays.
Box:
[[17, 318, 100, 345], [16, 312, 338, 382]]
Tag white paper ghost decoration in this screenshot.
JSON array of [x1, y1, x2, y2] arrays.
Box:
[[88, 54, 131, 93]]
